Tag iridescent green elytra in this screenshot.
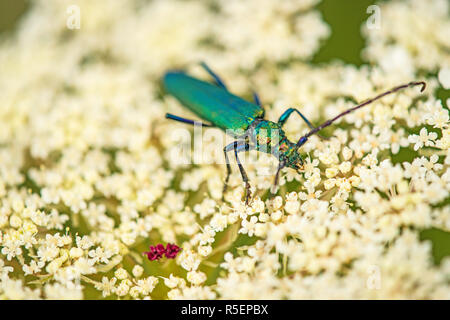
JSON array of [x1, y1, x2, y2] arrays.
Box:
[[163, 63, 425, 204]]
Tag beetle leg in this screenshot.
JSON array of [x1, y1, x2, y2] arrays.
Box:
[[278, 108, 329, 140], [200, 62, 228, 90], [222, 145, 232, 196], [271, 161, 286, 194], [234, 142, 252, 205], [252, 91, 262, 107], [166, 113, 214, 127], [223, 141, 254, 204]]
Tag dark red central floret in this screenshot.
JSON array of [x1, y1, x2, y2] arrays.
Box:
[[143, 244, 166, 261], [165, 243, 181, 259], [143, 243, 181, 261]]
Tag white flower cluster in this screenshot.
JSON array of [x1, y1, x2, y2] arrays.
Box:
[[362, 0, 450, 78], [0, 0, 448, 299]]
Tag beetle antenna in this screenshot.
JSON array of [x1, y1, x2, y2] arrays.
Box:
[[297, 81, 426, 147]]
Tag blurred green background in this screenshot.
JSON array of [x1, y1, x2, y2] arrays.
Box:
[[1, 0, 448, 274]]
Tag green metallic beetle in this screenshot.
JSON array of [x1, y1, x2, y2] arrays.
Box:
[[163, 62, 425, 204]]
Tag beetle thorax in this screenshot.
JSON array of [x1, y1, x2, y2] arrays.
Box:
[[249, 121, 284, 154], [248, 120, 303, 169]]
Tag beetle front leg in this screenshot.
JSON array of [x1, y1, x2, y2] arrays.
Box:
[[234, 142, 253, 205], [223, 141, 253, 204], [278, 108, 329, 140], [222, 146, 232, 196], [271, 161, 286, 194]]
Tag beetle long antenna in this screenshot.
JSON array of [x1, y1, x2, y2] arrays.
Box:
[[297, 81, 426, 146]]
